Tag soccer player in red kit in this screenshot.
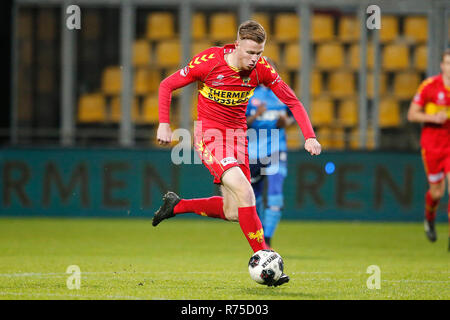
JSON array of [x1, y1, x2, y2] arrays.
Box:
[[407, 49, 450, 250], [154, 20, 322, 285]]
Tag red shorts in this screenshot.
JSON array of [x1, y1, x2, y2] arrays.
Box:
[[421, 148, 450, 184], [194, 125, 251, 184]]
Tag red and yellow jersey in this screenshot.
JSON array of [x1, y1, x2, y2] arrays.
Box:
[[412, 74, 450, 152], [158, 44, 315, 139], [168, 44, 280, 129]]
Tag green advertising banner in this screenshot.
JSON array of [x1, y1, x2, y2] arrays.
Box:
[[0, 148, 445, 222]]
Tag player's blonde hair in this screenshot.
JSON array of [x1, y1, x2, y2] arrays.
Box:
[[237, 20, 266, 44], [442, 49, 450, 62]]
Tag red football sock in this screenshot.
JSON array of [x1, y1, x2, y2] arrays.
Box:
[[238, 206, 268, 253], [425, 191, 439, 222], [173, 196, 227, 220]]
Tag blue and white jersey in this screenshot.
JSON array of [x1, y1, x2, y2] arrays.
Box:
[[246, 86, 291, 160]]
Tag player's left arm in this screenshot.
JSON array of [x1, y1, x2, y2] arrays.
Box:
[[259, 59, 320, 155], [271, 81, 321, 155]]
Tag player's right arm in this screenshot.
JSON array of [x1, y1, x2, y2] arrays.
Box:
[[157, 69, 197, 145], [157, 50, 209, 145], [407, 78, 447, 125]]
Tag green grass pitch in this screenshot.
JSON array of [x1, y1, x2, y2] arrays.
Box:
[[0, 218, 448, 300]]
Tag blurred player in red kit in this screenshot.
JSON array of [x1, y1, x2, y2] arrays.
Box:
[[407, 49, 450, 251], [153, 20, 322, 284]]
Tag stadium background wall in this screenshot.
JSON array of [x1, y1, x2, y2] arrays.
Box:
[[0, 148, 446, 222]]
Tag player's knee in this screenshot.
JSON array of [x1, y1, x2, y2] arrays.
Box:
[[224, 209, 239, 222], [222, 203, 239, 221], [236, 185, 255, 207], [222, 195, 239, 222], [429, 184, 445, 199]]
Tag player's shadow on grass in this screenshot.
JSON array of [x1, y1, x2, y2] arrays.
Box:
[[239, 288, 318, 299]]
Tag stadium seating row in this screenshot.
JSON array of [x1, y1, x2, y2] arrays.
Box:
[[26, 9, 431, 44], [132, 38, 428, 71], [22, 9, 430, 45], [77, 11, 427, 140], [99, 64, 422, 101], [146, 12, 428, 44], [285, 126, 376, 150], [310, 96, 402, 128], [78, 91, 403, 131], [78, 93, 158, 124]]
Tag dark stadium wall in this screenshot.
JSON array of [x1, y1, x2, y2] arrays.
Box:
[[0, 0, 12, 136], [0, 148, 446, 222]]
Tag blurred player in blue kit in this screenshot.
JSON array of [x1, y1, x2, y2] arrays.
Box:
[[246, 58, 294, 248]]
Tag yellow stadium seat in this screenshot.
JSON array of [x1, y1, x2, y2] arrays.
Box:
[[18, 11, 32, 39], [192, 40, 214, 57], [393, 71, 421, 100], [263, 43, 280, 66], [315, 42, 345, 69], [382, 43, 409, 71], [367, 72, 387, 98], [251, 13, 271, 35], [134, 68, 161, 95], [21, 40, 32, 66], [328, 71, 355, 98], [274, 13, 299, 42], [331, 127, 346, 149], [284, 43, 301, 70], [210, 13, 237, 41], [192, 12, 207, 40], [316, 127, 332, 149], [101, 66, 121, 95], [37, 67, 54, 93], [404, 16, 428, 43], [17, 92, 32, 121], [37, 10, 56, 41], [349, 128, 375, 150], [379, 97, 401, 128], [285, 126, 302, 150], [338, 16, 360, 42], [298, 71, 323, 97], [310, 71, 322, 97], [156, 39, 181, 67], [82, 12, 100, 40], [146, 12, 175, 40], [338, 99, 358, 127], [141, 94, 160, 124], [349, 44, 374, 70], [78, 93, 107, 123], [317, 127, 346, 149], [414, 45, 427, 71], [191, 93, 198, 121], [133, 40, 151, 67], [380, 16, 399, 43], [311, 14, 334, 42], [311, 97, 334, 126], [110, 96, 139, 123]]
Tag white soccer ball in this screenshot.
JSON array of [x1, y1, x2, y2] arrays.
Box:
[[248, 249, 284, 285]]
